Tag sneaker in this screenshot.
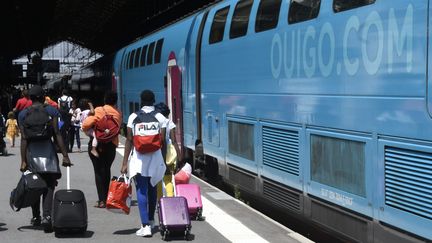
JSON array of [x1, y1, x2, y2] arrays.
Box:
[[30, 216, 41, 226], [41, 216, 53, 233], [136, 225, 152, 237]]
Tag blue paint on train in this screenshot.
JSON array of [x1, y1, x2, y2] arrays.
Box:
[[100, 0, 432, 241]]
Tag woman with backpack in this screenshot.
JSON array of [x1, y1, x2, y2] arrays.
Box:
[[120, 90, 169, 237], [82, 91, 122, 209]]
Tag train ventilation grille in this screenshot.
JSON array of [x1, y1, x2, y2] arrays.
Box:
[[263, 179, 301, 213], [262, 126, 299, 176], [385, 146, 432, 220]]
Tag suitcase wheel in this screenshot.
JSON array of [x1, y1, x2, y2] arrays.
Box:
[[184, 229, 191, 241], [161, 229, 170, 241]]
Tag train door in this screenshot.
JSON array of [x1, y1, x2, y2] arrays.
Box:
[[166, 52, 183, 147], [117, 49, 127, 116]]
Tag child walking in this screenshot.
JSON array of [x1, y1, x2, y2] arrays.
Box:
[[5, 112, 19, 147]]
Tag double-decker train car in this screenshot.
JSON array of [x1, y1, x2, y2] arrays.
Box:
[[76, 0, 432, 241]]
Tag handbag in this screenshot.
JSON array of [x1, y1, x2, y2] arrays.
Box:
[[165, 143, 177, 169], [106, 174, 132, 214], [10, 170, 47, 211], [26, 139, 60, 175]]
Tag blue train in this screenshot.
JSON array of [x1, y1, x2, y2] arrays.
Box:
[[73, 0, 431, 242]]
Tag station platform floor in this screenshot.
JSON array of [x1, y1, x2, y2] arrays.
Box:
[[0, 135, 313, 243]]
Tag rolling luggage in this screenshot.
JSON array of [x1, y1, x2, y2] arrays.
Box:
[[175, 184, 203, 220], [158, 179, 191, 241], [158, 196, 191, 240], [53, 166, 87, 234]]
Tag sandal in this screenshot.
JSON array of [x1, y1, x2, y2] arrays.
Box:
[[93, 201, 101, 208], [98, 201, 106, 208]]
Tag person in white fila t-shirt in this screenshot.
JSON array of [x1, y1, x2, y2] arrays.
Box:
[[121, 89, 168, 237]]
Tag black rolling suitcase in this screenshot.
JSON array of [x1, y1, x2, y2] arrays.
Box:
[[53, 166, 88, 234]]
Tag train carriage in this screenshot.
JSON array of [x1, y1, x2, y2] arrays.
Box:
[[77, 0, 432, 242]]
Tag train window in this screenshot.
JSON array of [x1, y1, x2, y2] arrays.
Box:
[[129, 49, 136, 69], [255, 0, 282, 33], [288, 0, 321, 24], [209, 6, 230, 44], [125, 52, 130, 69], [134, 47, 142, 68], [140, 45, 148, 67], [147, 42, 155, 65], [229, 0, 253, 39], [134, 102, 140, 111], [310, 135, 366, 197], [228, 121, 255, 161], [333, 0, 375, 13], [154, 39, 164, 64], [121, 52, 127, 70]]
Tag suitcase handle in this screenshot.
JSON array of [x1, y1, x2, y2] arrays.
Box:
[[67, 166, 70, 190]]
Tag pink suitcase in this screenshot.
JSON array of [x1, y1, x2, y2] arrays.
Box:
[[158, 196, 191, 240], [175, 184, 203, 220]]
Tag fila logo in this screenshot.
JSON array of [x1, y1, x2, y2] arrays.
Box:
[[137, 122, 159, 131]]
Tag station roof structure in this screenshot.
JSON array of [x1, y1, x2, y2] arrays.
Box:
[[0, 0, 219, 83]]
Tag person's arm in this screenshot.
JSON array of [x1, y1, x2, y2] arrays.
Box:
[[88, 102, 95, 116], [51, 113, 72, 166], [18, 113, 27, 171], [120, 127, 133, 174], [169, 127, 182, 162]]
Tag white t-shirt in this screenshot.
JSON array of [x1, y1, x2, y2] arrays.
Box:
[[126, 106, 169, 186], [69, 107, 82, 127], [164, 119, 176, 144], [58, 95, 73, 108]]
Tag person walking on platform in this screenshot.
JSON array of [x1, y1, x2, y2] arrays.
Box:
[[155, 102, 182, 198], [68, 100, 81, 152], [82, 91, 122, 209], [5, 111, 19, 147], [18, 85, 72, 233], [13, 89, 32, 123], [57, 89, 73, 152], [121, 90, 168, 237]]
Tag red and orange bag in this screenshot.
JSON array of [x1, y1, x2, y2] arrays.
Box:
[[106, 174, 132, 214]]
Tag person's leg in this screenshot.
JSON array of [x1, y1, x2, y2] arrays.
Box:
[[135, 175, 150, 225], [90, 131, 99, 157], [41, 175, 56, 218], [99, 143, 116, 204], [30, 199, 41, 226], [68, 126, 74, 151], [147, 181, 157, 222], [41, 174, 56, 232], [75, 126, 81, 150], [164, 174, 174, 197], [89, 142, 105, 205]]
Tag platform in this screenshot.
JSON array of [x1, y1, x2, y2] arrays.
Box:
[[0, 135, 312, 243]]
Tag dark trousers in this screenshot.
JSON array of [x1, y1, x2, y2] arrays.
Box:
[[88, 138, 116, 202], [31, 174, 57, 218], [68, 126, 81, 150]]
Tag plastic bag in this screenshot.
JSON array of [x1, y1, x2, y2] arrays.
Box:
[[174, 162, 192, 184], [165, 143, 177, 167], [106, 174, 132, 214]]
